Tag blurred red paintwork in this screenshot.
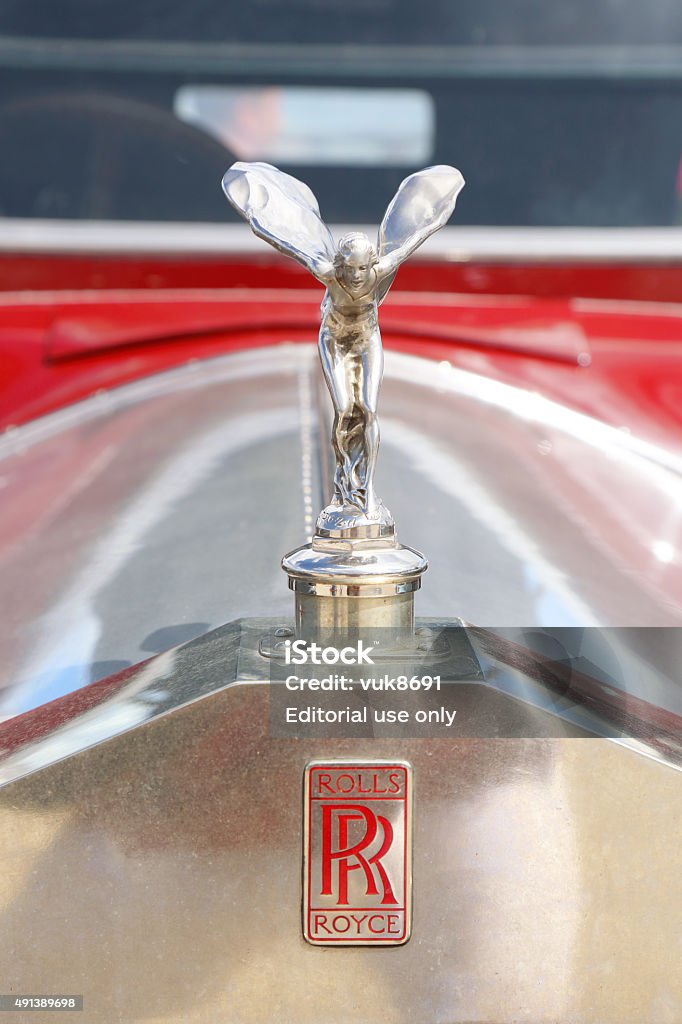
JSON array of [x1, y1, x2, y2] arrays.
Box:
[[1, 254, 682, 451]]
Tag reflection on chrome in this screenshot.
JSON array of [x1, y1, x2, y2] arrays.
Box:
[[382, 416, 598, 628], [0, 407, 294, 718], [388, 351, 682, 613], [0, 651, 177, 786], [1, 620, 681, 790]]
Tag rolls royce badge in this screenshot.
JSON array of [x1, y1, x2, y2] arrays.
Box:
[[303, 761, 413, 946]]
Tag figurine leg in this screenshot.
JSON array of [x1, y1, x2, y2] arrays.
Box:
[[320, 349, 376, 510], [317, 325, 393, 532], [355, 327, 383, 511], [317, 327, 354, 506]]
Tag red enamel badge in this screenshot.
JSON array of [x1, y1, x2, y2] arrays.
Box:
[[303, 761, 413, 946]]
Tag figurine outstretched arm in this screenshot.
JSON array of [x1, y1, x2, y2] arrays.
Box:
[[375, 165, 464, 293], [222, 162, 336, 283]]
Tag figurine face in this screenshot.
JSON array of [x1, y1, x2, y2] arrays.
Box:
[[336, 236, 375, 291]]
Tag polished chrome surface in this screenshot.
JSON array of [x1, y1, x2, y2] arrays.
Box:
[[303, 761, 413, 946], [295, 591, 416, 639], [283, 542, 427, 585], [282, 519, 428, 632], [0, 615, 677, 786], [0, 619, 679, 1022], [4, 344, 682, 717], [223, 161, 462, 627], [0, 347, 311, 718], [284, 539, 427, 634], [222, 161, 463, 528]]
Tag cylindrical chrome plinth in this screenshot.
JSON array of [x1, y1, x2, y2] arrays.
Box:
[[292, 584, 416, 639], [282, 537, 427, 639]]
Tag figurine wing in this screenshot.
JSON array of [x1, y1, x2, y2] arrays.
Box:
[[222, 162, 335, 276], [377, 165, 464, 301]]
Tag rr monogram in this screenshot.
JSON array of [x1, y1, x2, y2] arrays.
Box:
[[320, 804, 397, 906], [304, 761, 412, 945]]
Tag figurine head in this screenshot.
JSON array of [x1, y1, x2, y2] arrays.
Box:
[[334, 232, 378, 290]]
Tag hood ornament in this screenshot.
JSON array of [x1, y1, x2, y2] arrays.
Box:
[[223, 161, 464, 633]]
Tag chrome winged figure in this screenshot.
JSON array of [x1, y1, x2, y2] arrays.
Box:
[[222, 162, 464, 535]]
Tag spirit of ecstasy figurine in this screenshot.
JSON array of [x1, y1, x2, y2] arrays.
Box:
[[222, 161, 464, 538]]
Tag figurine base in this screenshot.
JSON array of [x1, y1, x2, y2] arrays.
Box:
[[282, 521, 427, 637], [282, 542, 427, 594], [315, 499, 394, 540]]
